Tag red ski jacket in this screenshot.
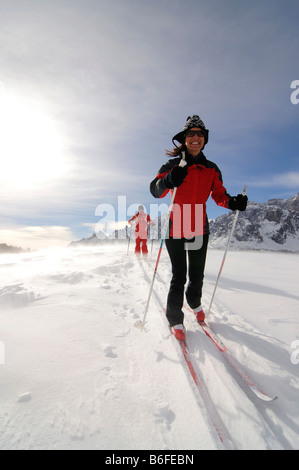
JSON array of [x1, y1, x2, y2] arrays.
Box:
[[150, 152, 231, 238], [128, 212, 154, 239]]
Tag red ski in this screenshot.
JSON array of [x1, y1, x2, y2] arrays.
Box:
[[197, 320, 277, 402], [175, 336, 235, 449], [182, 304, 277, 402]]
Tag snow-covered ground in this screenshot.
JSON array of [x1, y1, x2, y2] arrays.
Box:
[[0, 243, 298, 450]]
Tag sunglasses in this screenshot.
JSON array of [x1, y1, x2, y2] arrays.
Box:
[[185, 130, 205, 138]]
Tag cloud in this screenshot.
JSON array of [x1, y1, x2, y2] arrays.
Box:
[[249, 171, 299, 189]]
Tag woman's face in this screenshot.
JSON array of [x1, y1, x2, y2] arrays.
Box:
[[184, 127, 205, 156]]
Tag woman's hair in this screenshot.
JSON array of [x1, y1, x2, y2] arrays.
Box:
[[165, 144, 185, 157]]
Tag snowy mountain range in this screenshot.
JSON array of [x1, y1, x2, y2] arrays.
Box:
[[209, 193, 299, 252], [71, 193, 299, 252]]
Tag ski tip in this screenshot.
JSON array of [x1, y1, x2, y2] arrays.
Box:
[[252, 387, 278, 402], [264, 395, 278, 403]]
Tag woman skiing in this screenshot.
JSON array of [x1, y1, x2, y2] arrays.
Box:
[[150, 115, 247, 341], [128, 205, 154, 256]]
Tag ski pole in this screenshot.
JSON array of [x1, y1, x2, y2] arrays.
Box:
[[126, 225, 131, 255], [207, 185, 247, 316], [134, 153, 187, 330]]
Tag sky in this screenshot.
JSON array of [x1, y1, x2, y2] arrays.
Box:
[[0, 0, 298, 249]]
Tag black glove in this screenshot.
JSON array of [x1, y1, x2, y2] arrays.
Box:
[[165, 164, 188, 188], [228, 194, 248, 211]]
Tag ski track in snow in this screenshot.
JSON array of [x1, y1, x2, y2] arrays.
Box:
[[0, 244, 298, 450]]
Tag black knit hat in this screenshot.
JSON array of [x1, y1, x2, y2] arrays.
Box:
[[172, 115, 209, 148]]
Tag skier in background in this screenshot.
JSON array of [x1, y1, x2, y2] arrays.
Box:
[[128, 205, 154, 256], [150, 115, 248, 341]]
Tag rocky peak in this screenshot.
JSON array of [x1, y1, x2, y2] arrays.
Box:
[[209, 193, 299, 251]]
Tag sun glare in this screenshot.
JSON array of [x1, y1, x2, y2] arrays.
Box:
[[0, 94, 68, 190]]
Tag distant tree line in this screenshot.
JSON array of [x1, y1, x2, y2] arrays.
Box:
[[0, 243, 30, 254]]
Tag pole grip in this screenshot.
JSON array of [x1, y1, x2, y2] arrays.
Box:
[[179, 151, 187, 168]]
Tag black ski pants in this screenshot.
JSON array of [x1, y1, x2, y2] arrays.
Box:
[[165, 234, 209, 327]]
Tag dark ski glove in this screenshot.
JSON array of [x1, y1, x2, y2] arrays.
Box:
[[165, 164, 188, 188], [228, 194, 248, 211]]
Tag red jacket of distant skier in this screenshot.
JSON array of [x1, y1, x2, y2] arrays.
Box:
[[129, 212, 153, 240]]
